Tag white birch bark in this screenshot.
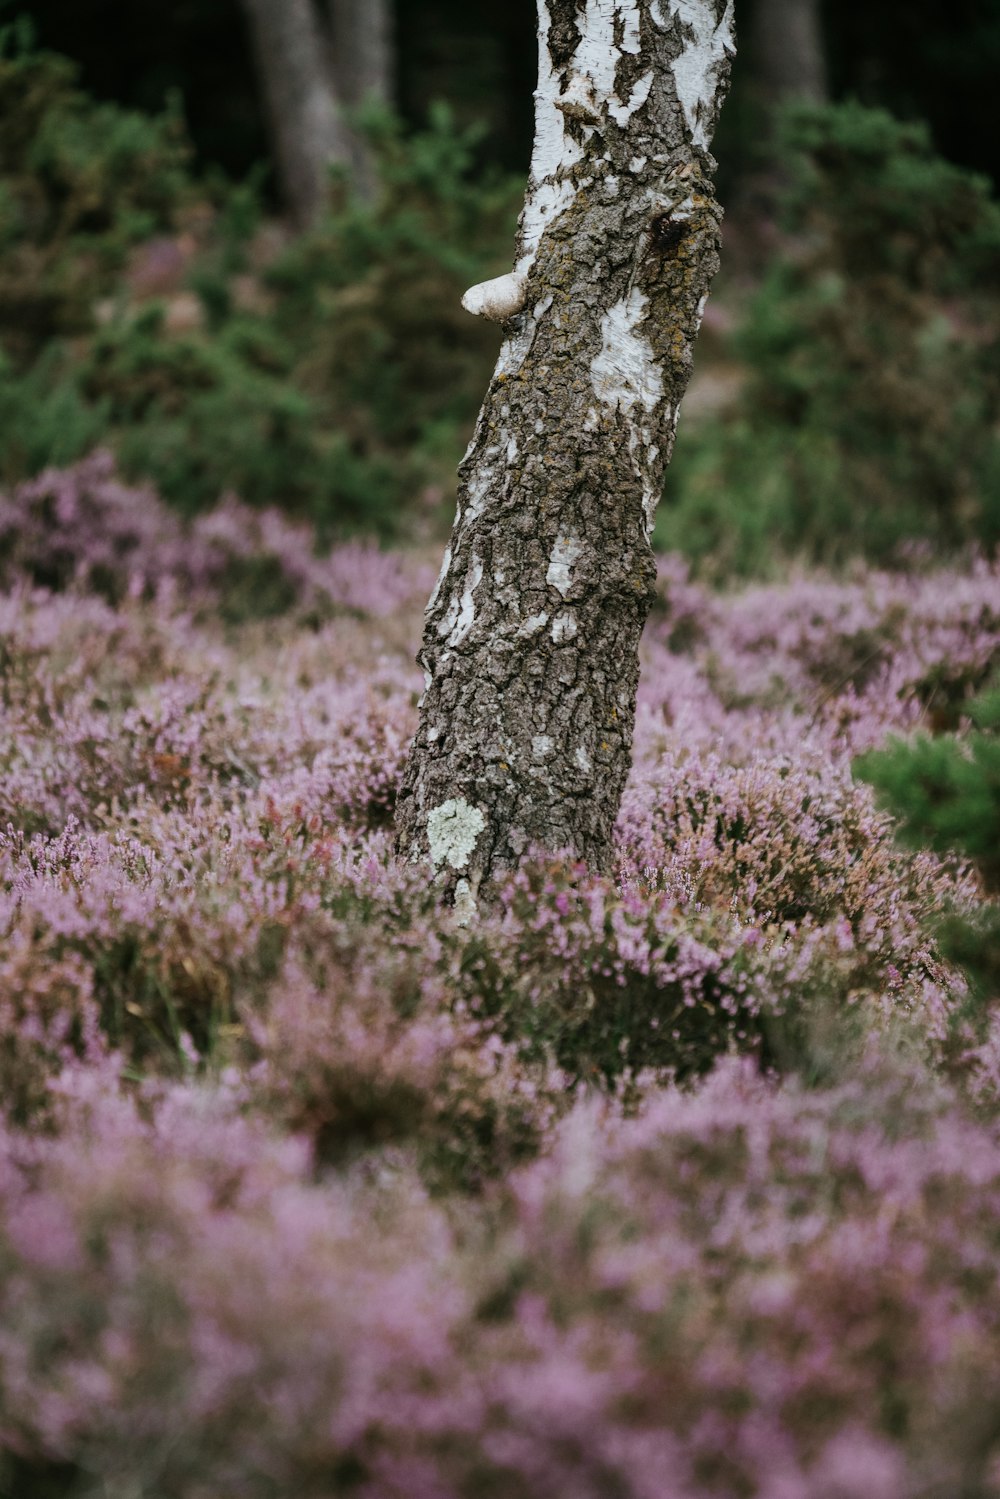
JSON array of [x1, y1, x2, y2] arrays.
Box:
[[396, 0, 735, 899]]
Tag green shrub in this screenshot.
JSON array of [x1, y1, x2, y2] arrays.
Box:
[[0, 22, 191, 364], [89, 106, 516, 533], [661, 102, 1000, 575], [258, 103, 518, 534], [855, 688, 1000, 1030], [80, 307, 327, 516], [0, 30, 518, 534], [0, 346, 106, 477]]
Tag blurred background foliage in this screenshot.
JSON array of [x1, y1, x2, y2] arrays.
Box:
[[659, 102, 1000, 573], [0, 16, 518, 536], [1, 0, 999, 561], [856, 682, 1000, 1056]]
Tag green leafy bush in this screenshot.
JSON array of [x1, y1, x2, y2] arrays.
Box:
[[661, 102, 1000, 575], [0, 30, 518, 534], [855, 688, 1000, 1034], [0, 21, 190, 364], [0, 346, 106, 475], [139, 105, 515, 533]]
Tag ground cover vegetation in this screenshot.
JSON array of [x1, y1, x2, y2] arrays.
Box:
[[0, 454, 999, 1495]]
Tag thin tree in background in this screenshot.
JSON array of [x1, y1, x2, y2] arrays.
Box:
[[396, 0, 735, 910], [239, 0, 393, 225], [750, 0, 826, 108], [330, 0, 395, 197], [330, 0, 394, 108]]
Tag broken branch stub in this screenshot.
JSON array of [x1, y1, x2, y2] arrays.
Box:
[[396, 0, 735, 898]]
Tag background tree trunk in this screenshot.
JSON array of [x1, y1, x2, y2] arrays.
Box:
[[239, 0, 351, 227], [330, 0, 394, 107], [329, 0, 395, 196], [396, 0, 735, 904], [750, 0, 827, 108]]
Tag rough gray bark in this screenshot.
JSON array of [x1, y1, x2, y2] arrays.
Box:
[[239, 0, 352, 227], [750, 0, 826, 107], [396, 0, 735, 905]]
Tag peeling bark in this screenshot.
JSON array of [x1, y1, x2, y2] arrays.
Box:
[[396, 0, 735, 897]]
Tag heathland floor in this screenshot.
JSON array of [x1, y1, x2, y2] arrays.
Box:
[[1, 455, 1000, 1498]]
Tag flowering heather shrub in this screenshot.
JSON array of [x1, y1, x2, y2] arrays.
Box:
[[856, 685, 1000, 1064], [0, 452, 432, 619], [1, 462, 999, 1490], [0, 1068, 465, 1499], [0, 922, 105, 1126], [250, 949, 563, 1188], [470, 853, 950, 1089], [643, 553, 1000, 755], [3, 1060, 1000, 1497], [455, 1059, 1000, 1498], [0, 589, 420, 838], [0, 797, 565, 1177], [0, 463, 992, 1107]]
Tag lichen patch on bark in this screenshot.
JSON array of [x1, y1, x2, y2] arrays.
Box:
[[426, 798, 486, 871]]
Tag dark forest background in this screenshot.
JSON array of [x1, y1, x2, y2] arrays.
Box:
[[19, 0, 1000, 194]]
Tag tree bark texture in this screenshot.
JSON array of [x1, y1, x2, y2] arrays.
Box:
[[239, 0, 352, 227], [396, 0, 735, 903]]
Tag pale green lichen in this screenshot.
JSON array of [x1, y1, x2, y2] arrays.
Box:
[[426, 797, 486, 871]]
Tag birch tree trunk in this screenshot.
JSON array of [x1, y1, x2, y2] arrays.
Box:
[[239, 0, 352, 227], [396, 0, 735, 904]]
